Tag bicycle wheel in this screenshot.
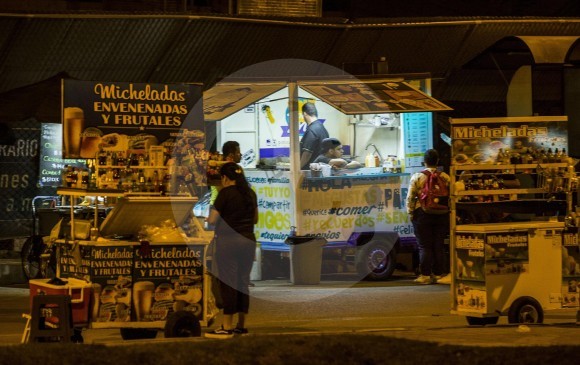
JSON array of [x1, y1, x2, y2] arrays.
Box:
[[21, 236, 42, 280]]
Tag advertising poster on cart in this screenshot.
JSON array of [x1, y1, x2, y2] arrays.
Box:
[[61, 79, 204, 162], [562, 233, 580, 307], [450, 116, 567, 165], [455, 233, 485, 281], [298, 175, 412, 242], [454, 233, 486, 314], [133, 244, 204, 322], [245, 170, 294, 246], [484, 232, 529, 276], [90, 245, 134, 323]]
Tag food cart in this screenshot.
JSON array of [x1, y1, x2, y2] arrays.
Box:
[[448, 116, 580, 324], [202, 76, 452, 282], [27, 188, 216, 341]]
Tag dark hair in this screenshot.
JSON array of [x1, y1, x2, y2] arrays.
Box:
[[424, 149, 439, 166], [220, 162, 254, 208], [302, 102, 318, 118], [321, 138, 341, 153], [222, 141, 240, 157]]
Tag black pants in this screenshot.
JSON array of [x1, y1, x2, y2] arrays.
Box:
[[215, 234, 256, 315], [411, 208, 449, 276]]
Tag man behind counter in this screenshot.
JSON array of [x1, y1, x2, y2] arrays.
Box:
[[300, 102, 329, 170], [313, 138, 361, 169]]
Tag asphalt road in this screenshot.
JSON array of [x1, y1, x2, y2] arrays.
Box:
[[1, 272, 579, 347]]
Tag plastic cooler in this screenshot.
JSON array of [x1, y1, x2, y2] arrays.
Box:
[[29, 278, 92, 325]]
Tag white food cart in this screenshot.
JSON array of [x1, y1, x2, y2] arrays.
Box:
[[203, 76, 452, 282]]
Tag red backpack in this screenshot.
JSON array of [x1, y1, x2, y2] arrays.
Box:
[[419, 169, 449, 214]]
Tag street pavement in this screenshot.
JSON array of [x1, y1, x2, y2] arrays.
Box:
[[1, 271, 579, 347]]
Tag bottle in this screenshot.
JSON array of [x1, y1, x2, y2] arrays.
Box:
[[89, 167, 97, 189], [81, 170, 89, 189], [374, 154, 380, 167], [61, 165, 70, 187], [138, 169, 146, 190], [365, 153, 376, 167], [153, 170, 160, 192]]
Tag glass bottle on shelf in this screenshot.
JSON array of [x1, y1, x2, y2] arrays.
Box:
[[138, 169, 146, 191]]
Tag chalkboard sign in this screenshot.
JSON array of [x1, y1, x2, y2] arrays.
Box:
[[39, 123, 85, 187]]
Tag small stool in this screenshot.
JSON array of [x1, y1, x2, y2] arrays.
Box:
[[28, 294, 73, 343], [21, 313, 31, 344]]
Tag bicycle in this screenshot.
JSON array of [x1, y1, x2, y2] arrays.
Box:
[[21, 196, 113, 280], [20, 196, 61, 280]]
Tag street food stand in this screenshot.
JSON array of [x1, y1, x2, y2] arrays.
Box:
[[28, 189, 216, 341], [449, 116, 580, 324], [202, 76, 452, 282], [26, 79, 217, 341]]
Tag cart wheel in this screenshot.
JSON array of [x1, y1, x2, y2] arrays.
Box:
[[164, 311, 201, 338], [466, 316, 499, 326], [21, 236, 42, 280], [508, 296, 544, 324], [355, 240, 397, 281], [71, 328, 84, 343], [119, 328, 158, 340]]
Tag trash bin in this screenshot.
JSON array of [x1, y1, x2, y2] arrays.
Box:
[[284, 236, 326, 285]]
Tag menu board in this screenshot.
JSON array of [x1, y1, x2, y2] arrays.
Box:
[[403, 112, 432, 168], [39, 123, 85, 187]]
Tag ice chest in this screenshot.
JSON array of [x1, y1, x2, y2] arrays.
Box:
[[29, 278, 92, 325]]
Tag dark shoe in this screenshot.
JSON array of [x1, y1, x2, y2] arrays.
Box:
[[204, 327, 234, 339], [233, 327, 248, 335]]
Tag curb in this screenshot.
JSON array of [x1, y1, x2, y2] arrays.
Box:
[[0, 260, 26, 286]]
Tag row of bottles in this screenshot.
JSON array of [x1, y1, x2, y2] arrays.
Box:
[[97, 167, 169, 193], [456, 175, 507, 192], [496, 147, 568, 165], [97, 148, 165, 167], [61, 165, 92, 189]]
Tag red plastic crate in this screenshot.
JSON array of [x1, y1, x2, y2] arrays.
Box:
[[29, 278, 92, 326]]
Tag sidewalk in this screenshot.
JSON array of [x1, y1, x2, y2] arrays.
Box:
[[2, 261, 579, 348]]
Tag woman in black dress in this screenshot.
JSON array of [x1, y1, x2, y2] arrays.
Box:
[[205, 162, 258, 339]]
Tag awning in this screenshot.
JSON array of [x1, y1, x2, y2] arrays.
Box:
[[203, 79, 452, 121], [203, 82, 287, 121], [299, 79, 452, 114]]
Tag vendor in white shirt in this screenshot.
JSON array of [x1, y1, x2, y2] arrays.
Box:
[[313, 138, 361, 169]]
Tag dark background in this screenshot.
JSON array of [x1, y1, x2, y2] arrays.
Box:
[[0, 0, 579, 17]]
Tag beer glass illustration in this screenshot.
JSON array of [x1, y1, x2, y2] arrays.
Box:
[[133, 281, 155, 321], [63, 107, 85, 158], [91, 283, 102, 321]]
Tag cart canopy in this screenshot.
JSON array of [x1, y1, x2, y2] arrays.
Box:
[[298, 79, 452, 114]]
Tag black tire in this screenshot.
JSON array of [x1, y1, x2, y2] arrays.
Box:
[[71, 328, 84, 343], [356, 241, 397, 281], [21, 236, 42, 280], [508, 296, 544, 324], [120, 328, 158, 340], [466, 316, 499, 326], [164, 311, 201, 338]]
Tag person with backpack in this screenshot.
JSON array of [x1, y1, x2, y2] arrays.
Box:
[[405, 149, 451, 285]]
